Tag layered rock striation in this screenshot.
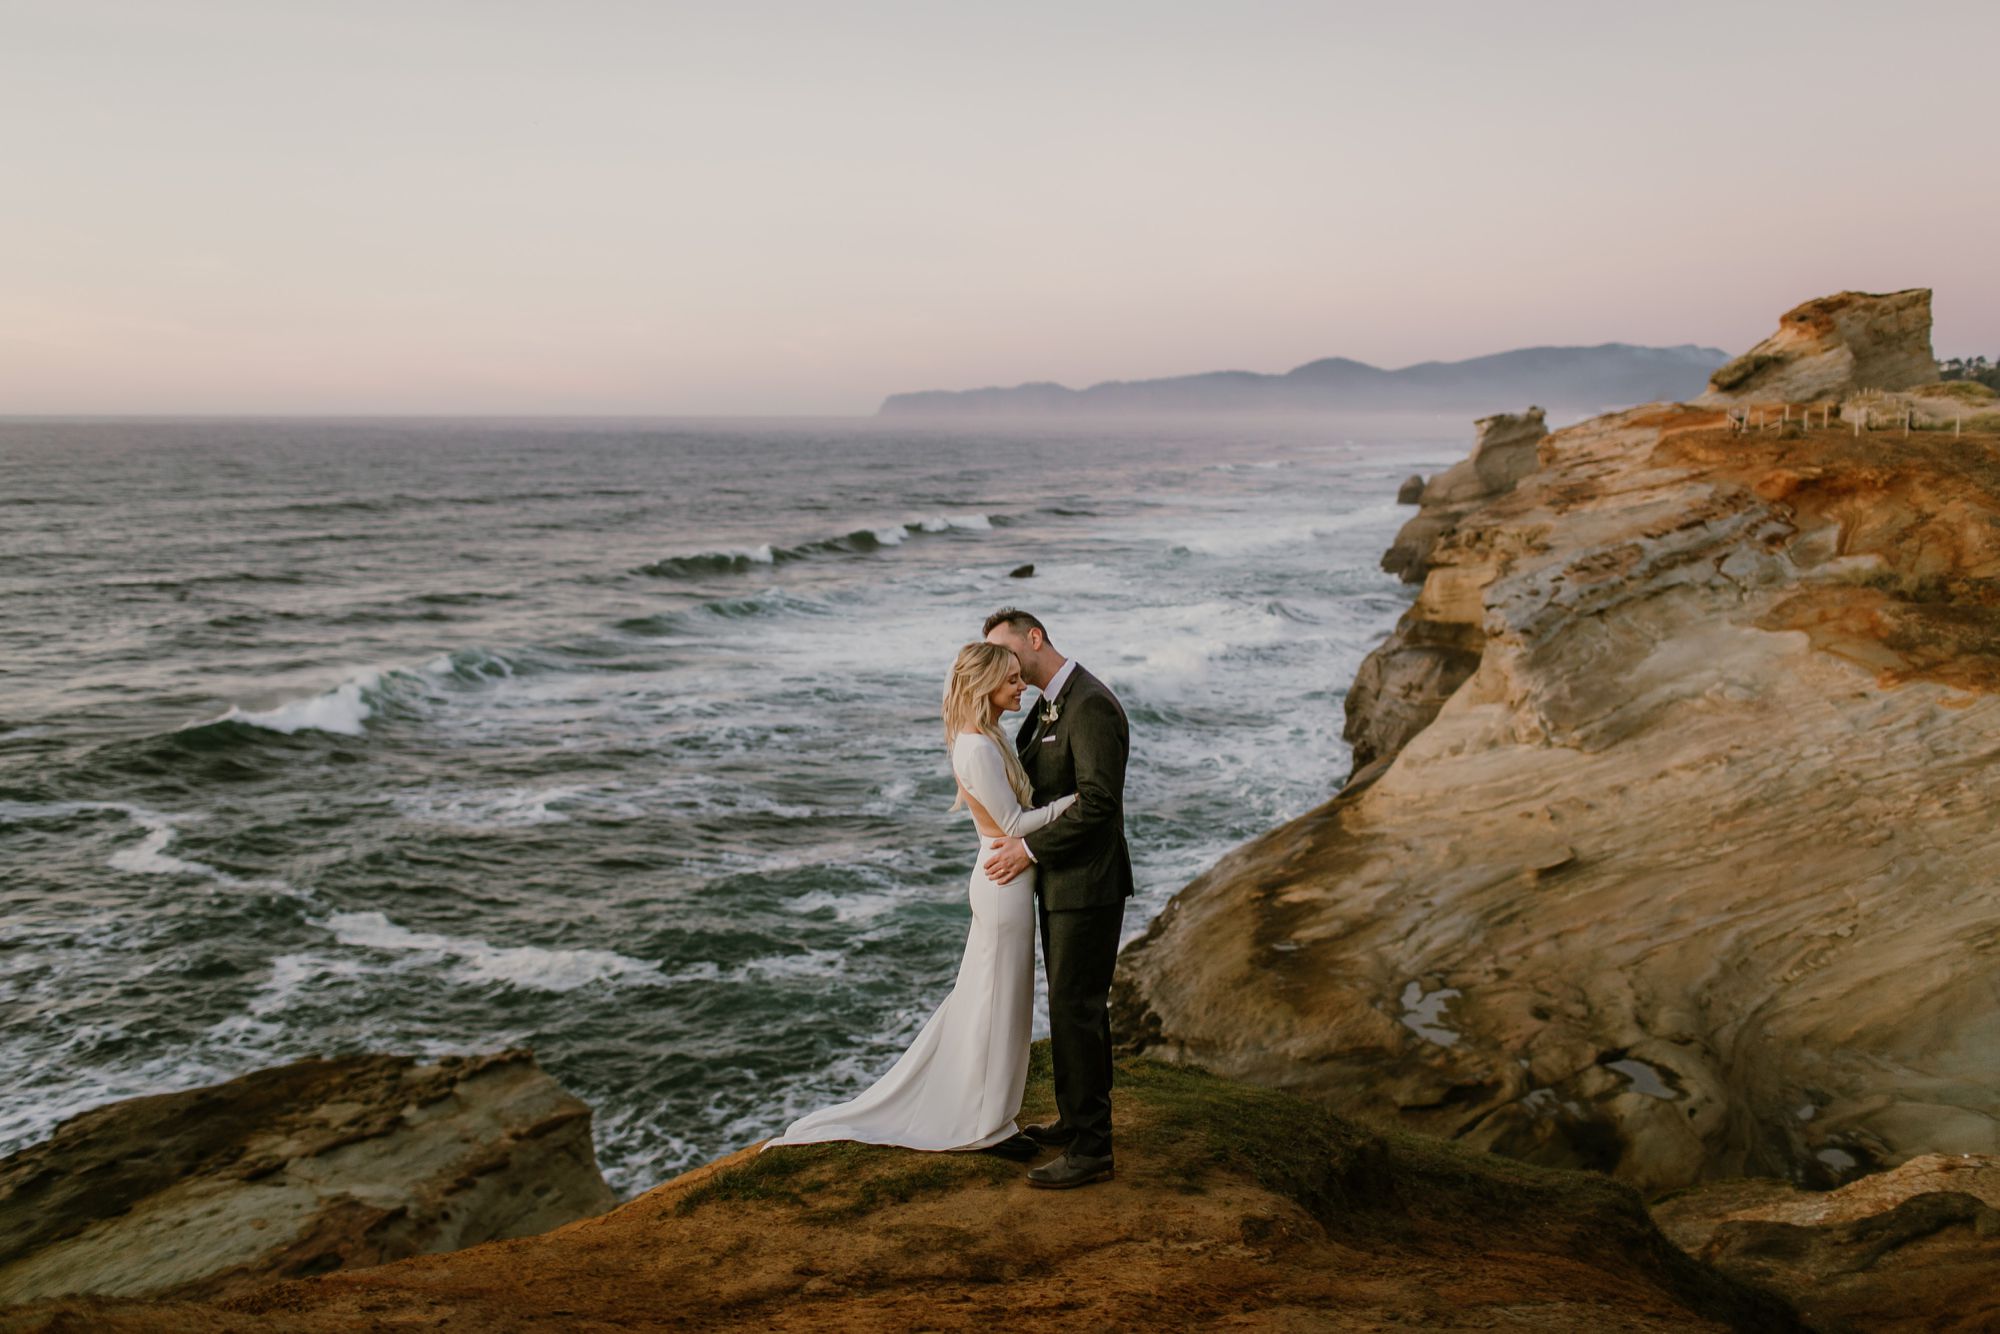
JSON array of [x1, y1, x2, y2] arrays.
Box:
[[1350, 407, 1548, 773], [1654, 1152, 2000, 1333], [0, 1051, 615, 1304], [1115, 290, 2000, 1203], [1698, 288, 1936, 405]]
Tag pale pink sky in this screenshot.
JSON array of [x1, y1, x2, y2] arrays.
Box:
[[2, 0, 1994, 415]]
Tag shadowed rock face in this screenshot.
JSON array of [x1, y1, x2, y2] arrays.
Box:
[[1115, 384, 2000, 1199], [0, 1051, 616, 1303], [1653, 1152, 2000, 1333], [1699, 289, 1936, 405]]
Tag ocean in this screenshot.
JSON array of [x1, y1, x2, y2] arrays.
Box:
[[0, 415, 1455, 1194]]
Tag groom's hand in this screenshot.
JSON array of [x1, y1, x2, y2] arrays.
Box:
[[983, 837, 1033, 885]]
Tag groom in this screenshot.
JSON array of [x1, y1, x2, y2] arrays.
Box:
[[981, 608, 1134, 1189]]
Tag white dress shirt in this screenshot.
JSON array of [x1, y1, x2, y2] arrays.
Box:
[[1038, 657, 1078, 714]]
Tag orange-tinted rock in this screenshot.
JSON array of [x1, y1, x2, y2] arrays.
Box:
[[1699, 289, 1936, 406], [1119, 292, 2000, 1215], [0, 1053, 1802, 1331]]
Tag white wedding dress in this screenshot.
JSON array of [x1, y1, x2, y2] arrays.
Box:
[[761, 732, 1076, 1153]]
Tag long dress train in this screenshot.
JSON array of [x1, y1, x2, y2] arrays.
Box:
[[760, 731, 1074, 1153]]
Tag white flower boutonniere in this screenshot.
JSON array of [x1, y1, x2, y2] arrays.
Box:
[[1040, 697, 1062, 727]]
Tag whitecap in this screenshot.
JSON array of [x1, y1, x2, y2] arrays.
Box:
[[325, 909, 664, 993], [732, 947, 849, 981], [192, 668, 382, 736], [0, 799, 307, 898], [913, 513, 994, 533], [391, 784, 588, 829], [785, 887, 913, 924]]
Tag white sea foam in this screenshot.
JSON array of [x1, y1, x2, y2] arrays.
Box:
[[391, 784, 589, 828], [0, 799, 306, 898], [913, 513, 993, 533], [733, 947, 850, 981], [785, 886, 915, 924], [422, 647, 519, 679], [194, 668, 382, 736], [1173, 498, 1405, 557], [325, 909, 665, 992], [860, 777, 918, 816], [107, 811, 216, 877]]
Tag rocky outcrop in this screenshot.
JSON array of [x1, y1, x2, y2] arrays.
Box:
[[1351, 407, 1548, 772], [1, 1049, 1801, 1331], [1379, 406, 1547, 583], [0, 1050, 615, 1304], [1396, 473, 1425, 504], [1653, 1153, 2000, 1333], [1115, 295, 2000, 1204], [1699, 289, 1937, 405]]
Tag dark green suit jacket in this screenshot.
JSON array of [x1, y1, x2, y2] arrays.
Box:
[[1017, 664, 1136, 912]]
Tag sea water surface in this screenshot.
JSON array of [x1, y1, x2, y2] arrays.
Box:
[[0, 416, 1456, 1193]]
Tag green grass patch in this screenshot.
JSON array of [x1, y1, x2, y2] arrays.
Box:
[[1927, 380, 1998, 405], [1110, 1056, 1392, 1216]]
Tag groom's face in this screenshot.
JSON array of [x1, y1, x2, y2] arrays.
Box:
[[984, 623, 1047, 686]]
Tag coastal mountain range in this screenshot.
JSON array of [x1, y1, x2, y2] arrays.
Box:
[[878, 342, 1730, 417]]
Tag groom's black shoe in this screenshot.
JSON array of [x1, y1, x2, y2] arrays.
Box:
[[978, 1133, 1041, 1162], [1026, 1150, 1114, 1189], [1020, 1120, 1076, 1147]]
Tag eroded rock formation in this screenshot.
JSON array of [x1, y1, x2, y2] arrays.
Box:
[[1654, 1152, 2000, 1333], [0, 1050, 615, 1304], [1351, 406, 1548, 773], [1116, 293, 2000, 1204], [1379, 406, 1546, 583], [1698, 289, 1936, 405]]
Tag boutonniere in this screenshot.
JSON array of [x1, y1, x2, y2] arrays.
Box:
[[1040, 697, 1062, 727]]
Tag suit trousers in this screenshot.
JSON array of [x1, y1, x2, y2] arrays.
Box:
[[1037, 896, 1124, 1159]]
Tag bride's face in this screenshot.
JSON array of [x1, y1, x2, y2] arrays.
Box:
[[987, 659, 1026, 716]]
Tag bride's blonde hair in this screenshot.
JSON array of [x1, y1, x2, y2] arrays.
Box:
[[943, 642, 1035, 810]]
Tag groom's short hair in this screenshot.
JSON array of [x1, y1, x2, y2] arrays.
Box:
[[983, 607, 1053, 649]]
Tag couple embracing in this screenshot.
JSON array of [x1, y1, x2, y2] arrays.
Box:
[[762, 608, 1132, 1188]]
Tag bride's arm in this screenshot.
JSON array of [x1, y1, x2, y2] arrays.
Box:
[[955, 737, 1076, 838]]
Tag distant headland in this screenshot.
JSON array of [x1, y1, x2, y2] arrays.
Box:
[[877, 342, 1730, 418]]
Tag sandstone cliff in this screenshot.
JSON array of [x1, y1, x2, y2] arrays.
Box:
[[1378, 406, 1548, 584], [1115, 291, 2000, 1210], [1698, 288, 1936, 405], [1654, 1152, 2000, 1333], [1351, 407, 1548, 773], [0, 1048, 1800, 1332], [0, 1051, 615, 1304]]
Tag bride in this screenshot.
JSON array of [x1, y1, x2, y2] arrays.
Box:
[[761, 642, 1076, 1157]]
